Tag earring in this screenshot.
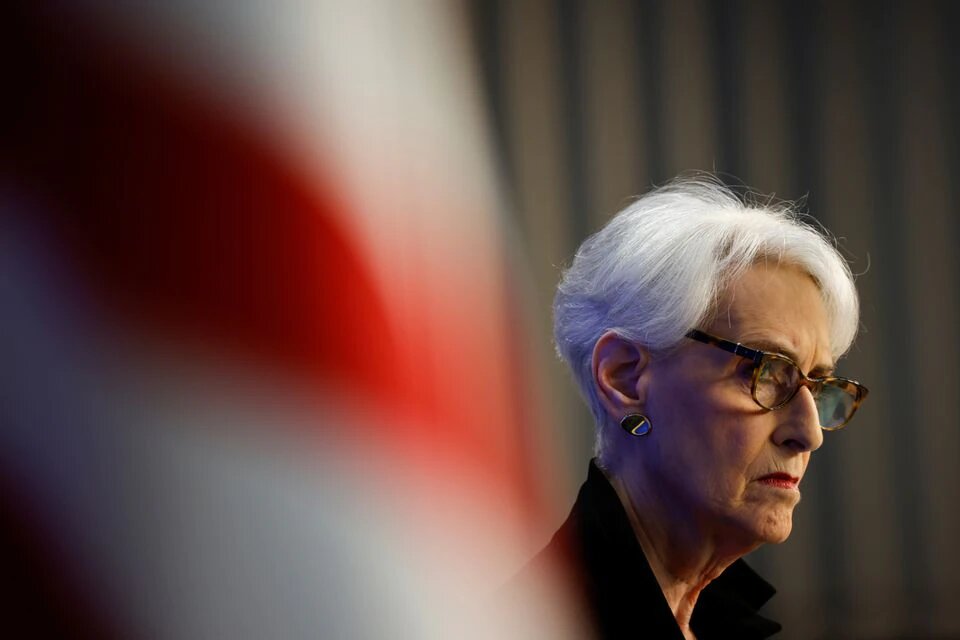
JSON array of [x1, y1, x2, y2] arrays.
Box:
[[620, 414, 652, 436]]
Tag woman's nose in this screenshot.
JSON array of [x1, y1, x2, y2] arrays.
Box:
[[773, 386, 824, 453]]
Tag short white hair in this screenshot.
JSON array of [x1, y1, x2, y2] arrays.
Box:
[[553, 176, 860, 459]]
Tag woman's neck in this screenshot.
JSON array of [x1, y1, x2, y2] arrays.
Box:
[[603, 468, 758, 634]]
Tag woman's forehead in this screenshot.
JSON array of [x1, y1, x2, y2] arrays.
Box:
[[710, 264, 834, 369]]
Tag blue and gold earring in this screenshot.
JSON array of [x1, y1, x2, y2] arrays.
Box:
[[620, 414, 652, 436]]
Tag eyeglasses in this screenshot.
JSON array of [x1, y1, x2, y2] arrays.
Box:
[[685, 329, 869, 430]]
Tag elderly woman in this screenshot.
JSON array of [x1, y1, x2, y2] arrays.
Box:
[[524, 178, 868, 639]]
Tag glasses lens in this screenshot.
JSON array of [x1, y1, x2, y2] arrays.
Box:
[[754, 356, 800, 409], [816, 380, 859, 429]]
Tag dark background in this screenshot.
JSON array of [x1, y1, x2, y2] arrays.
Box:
[[469, 1, 960, 637]]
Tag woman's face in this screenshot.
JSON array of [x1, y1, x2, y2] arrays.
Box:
[[632, 262, 832, 547]]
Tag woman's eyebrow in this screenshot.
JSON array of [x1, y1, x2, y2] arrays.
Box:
[[745, 338, 835, 374], [741, 338, 798, 360]]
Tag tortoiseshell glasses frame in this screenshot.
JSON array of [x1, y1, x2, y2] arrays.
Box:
[[685, 329, 869, 430]]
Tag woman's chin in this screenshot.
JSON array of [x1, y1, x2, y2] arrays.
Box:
[[722, 504, 796, 546], [753, 508, 795, 544]]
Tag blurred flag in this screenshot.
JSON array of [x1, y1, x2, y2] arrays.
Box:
[[1, 1, 584, 638]]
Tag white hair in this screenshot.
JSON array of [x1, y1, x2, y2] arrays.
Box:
[[553, 176, 860, 459]]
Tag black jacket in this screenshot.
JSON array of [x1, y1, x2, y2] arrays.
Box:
[[515, 460, 782, 639]]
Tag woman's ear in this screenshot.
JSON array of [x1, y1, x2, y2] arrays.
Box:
[[592, 330, 651, 420]]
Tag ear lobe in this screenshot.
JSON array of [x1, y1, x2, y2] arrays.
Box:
[[592, 330, 651, 419]]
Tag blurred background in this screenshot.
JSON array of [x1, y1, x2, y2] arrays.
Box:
[[473, 1, 960, 638], [2, 1, 958, 638]]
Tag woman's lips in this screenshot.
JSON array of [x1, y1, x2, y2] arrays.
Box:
[[757, 473, 800, 490]]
